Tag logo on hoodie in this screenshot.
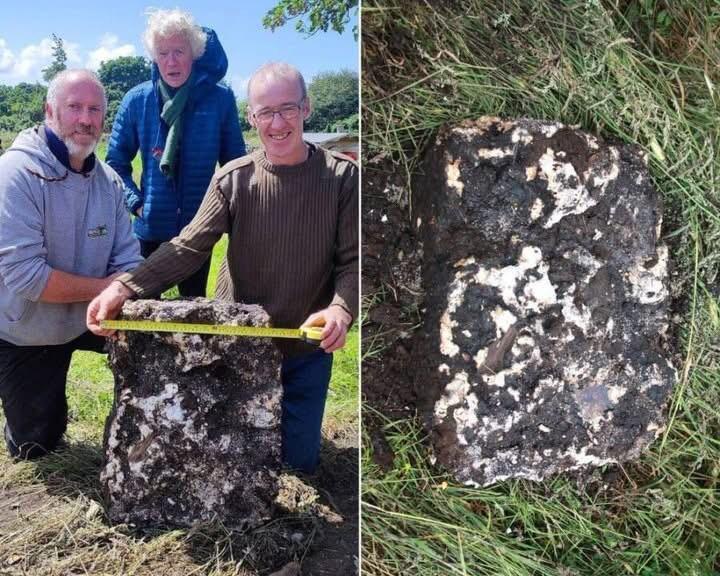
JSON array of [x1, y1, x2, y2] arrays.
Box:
[[88, 224, 108, 238]]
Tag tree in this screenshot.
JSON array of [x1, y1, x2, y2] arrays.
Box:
[[236, 100, 252, 132], [263, 0, 358, 39], [306, 70, 358, 132], [98, 56, 151, 94], [0, 83, 46, 132], [331, 113, 358, 133], [42, 34, 67, 83], [98, 56, 151, 126]]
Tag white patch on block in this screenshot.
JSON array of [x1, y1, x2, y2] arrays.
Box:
[[453, 392, 480, 444], [473, 246, 557, 316], [474, 348, 488, 369], [586, 147, 620, 192], [477, 147, 514, 159], [434, 371, 470, 421], [446, 158, 464, 196], [530, 197, 544, 220], [563, 246, 604, 277], [584, 133, 601, 150], [490, 307, 517, 339], [439, 273, 470, 357], [540, 124, 559, 138], [539, 147, 600, 228], [607, 385, 627, 404], [627, 246, 669, 305], [560, 284, 592, 334], [511, 128, 533, 144]]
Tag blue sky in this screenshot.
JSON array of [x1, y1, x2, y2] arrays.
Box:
[[0, 1, 358, 98]]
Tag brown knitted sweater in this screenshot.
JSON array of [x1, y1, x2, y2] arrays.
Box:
[[118, 144, 358, 356]]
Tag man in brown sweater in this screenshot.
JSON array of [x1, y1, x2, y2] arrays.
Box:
[[87, 62, 358, 474]]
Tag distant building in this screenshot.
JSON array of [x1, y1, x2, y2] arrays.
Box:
[[304, 132, 358, 160]]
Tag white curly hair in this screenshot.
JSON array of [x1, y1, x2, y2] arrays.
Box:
[[143, 8, 207, 61]]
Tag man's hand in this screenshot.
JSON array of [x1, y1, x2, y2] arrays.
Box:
[[86, 280, 135, 336], [301, 305, 352, 353], [136, 206, 143, 218]]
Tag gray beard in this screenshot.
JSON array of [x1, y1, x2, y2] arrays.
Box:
[[63, 136, 97, 162]]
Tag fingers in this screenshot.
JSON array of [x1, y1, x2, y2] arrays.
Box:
[[301, 311, 324, 328], [86, 292, 122, 337], [320, 319, 348, 353], [322, 331, 346, 353], [86, 297, 111, 336], [96, 304, 118, 337], [301, 307, 351, 352]]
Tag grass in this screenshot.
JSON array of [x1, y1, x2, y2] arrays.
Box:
[[0, 132, 358, 574], [362, 1, 720, 574]]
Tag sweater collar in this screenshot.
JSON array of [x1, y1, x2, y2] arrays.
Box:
[[43, 124, 96, 174], [255, 142, 320, 174]]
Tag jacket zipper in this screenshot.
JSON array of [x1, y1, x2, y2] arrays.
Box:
[[175, 133, 184, 234]]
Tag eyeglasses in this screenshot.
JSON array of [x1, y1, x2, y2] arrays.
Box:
[[252, 101, 304, 125]]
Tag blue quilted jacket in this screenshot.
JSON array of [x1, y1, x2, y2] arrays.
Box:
[[106, 28, 245, 242]]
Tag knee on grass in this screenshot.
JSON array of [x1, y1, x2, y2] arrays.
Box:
[[4, 422, 65, 460]]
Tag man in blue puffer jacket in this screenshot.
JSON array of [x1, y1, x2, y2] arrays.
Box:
[[107, 8, 245, 297]]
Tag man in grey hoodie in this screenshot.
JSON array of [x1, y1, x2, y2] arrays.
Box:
[[0, 69, 142, 459]]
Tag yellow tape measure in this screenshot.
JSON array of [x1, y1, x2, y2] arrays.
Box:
[[99, 320, 324, 344]]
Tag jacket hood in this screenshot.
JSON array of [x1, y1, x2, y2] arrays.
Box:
[[151, 27, 228, 89], [6, 126, 74, 179]]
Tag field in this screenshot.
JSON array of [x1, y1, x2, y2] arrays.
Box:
[[0, 138, 358, 575], [361, 1, 720, 575]]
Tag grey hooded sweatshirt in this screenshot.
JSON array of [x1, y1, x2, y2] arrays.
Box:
[[0, 126, 142, 345]]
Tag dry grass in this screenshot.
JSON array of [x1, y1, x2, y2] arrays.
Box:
[[0, 421, 353, 575]]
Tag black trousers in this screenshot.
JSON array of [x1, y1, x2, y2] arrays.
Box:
[[139, 240, 211, 298], [0, 331, 105, 459]]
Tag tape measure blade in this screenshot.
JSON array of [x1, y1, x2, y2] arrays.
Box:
[[101, 319, 303, 339]]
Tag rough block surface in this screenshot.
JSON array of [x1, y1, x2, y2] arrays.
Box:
[[414, 117, 676, 486], [101, 298, 282, 527]]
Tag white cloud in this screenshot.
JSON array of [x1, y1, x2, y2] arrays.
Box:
[[0, 39, 14, 72], [0, 36, 81, 82], [65, 42, 82, 65], [0, 34, 132, 84], [13, 37, 55, 76], [86, 34, 135, 70]]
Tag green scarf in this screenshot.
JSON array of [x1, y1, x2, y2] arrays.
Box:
[[158, 71, 194, 178]]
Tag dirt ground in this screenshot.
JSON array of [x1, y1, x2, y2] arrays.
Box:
[[296, 425, 359, 575], [0, 425, 358, 576], [362, 155, 424, 470]]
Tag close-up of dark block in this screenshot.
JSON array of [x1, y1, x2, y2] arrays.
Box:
[[413, 117, 677, 487]]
